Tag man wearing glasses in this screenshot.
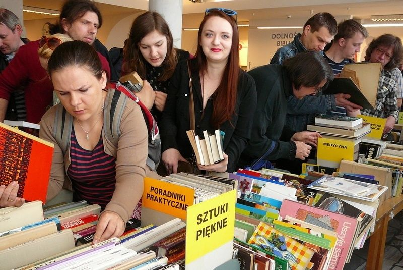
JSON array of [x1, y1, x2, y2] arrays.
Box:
[[270, 13, 362, 134], [360, 34, 403, 134]]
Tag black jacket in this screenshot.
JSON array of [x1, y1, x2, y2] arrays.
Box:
[[160, 58, 257, 172], [93, 39, 119, 82], [239, 65, 297, 167]]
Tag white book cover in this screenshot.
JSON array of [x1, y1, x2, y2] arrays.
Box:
[[203, 131, 214, 165], [194, 135, 205, 165], [4, 120, 40, 130], [209, 134, 221, 163], [215, 130, 224, 160]]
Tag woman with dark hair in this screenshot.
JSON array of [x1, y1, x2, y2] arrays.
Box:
[[361, 34, 403, 133], [40, 41, 148, 243], [239, 52, 332, 172], [160, 8, 257, 174], [122, 11, 190, 123]]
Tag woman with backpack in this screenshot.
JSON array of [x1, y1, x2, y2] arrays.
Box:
[[40, 41, 148, 244]]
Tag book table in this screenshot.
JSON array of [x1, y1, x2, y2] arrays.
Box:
[[366, 195, 403, 270]]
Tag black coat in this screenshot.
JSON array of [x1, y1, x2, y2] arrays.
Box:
[[160, 58, 257, 172], [239, 64, 297, 167]]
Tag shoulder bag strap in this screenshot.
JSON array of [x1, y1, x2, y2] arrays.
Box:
[[187, 60, 195, 131]]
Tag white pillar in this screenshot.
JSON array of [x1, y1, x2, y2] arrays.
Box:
[[0, 0, 25, 37], [149, 0, 182, 49]]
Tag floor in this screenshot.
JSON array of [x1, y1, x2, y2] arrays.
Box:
[[344, 211, 403, 270]]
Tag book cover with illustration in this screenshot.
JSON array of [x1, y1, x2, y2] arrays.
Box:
[[279, 199, 358, 270], [0, 122, 54, 202], [248, 221, 316, 270]]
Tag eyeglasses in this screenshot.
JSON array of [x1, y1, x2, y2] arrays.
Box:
[[205, 8, 237, 23], [39, 36, 62, 51], [375, 47, 392, 59]]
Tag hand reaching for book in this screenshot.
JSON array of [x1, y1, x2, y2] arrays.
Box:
[[198, 153, 228, 173], [154, 91, 167, 112], [294, 141, 311, 160], [0, 181, 25, 208], [162, 148, 188, 174], [383, 116, 396, 134], [334, 93, 363, 111], [93, 210, 125, 244], [292, 131, 321, 147]]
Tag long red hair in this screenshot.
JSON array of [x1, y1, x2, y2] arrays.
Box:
[[194, 10, 240, 129]]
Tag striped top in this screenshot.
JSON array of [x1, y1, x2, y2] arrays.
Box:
[[67, 127, 116, 209], [323, 54, 353, 75]]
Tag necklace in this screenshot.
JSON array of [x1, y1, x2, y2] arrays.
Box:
[[77, 117, 102, 140]]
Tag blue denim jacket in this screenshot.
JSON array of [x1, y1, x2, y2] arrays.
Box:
[[270, 33, 335, 132], [270, 34, 306, 65]]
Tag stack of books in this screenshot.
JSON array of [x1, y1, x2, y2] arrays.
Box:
[[0, 201, 75, 270], [309, 114, 370, 168], [186, 129, 224, 165]]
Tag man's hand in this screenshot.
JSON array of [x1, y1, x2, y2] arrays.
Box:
[[93, 211, 125, 244], [198, 153, 228, 173], [0, 181, 25, 208], [135, 80, 155, 110], [292, 131, 321, 147], [295, 141, 312, 160], [155, 91, 167, 112], [162, 148, 188, 174], [334, 93, 363, 112], [384, 116, 396, 134]]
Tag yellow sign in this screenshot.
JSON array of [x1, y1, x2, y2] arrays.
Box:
[[185, 190, 236, 265], [398, 112, 403, 125], [142, 177, 194, 220], [317, 137, 355, 163], [359, 115, 386, 139]]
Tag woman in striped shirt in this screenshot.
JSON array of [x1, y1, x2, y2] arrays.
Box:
[[40, 41, 148, 244]]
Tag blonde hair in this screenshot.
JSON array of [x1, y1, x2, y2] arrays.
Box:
[[38, 33, 73, 59]]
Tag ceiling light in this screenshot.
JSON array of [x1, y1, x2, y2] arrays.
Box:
[[257, 26, 301, 30], [363, 23, 403, 27], [23, 6, 59, 16]]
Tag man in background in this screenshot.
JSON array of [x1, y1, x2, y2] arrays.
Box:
[[270, 12, 337, 65], [324, 19, 368, 75], [361, 34, 403, 134], [0, 8, 29, 121], [270, 13, 361, 134]]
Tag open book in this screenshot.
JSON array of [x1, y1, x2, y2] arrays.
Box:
[[323, 63, 382, 110]]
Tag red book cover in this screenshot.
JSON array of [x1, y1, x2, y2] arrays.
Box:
[[279, 199, 358, 270], [0, 123, 54, 203], [61, 214, 99, 230]]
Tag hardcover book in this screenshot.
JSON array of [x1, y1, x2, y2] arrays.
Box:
[[307, 123, 371, 138], [323, 78, 373, 110], [315, 114, 363, 128], [340, 62, 382, 108], [279, 199, 358, 270], [248, 221, 316, 270], [0, 122, 54, 202]]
